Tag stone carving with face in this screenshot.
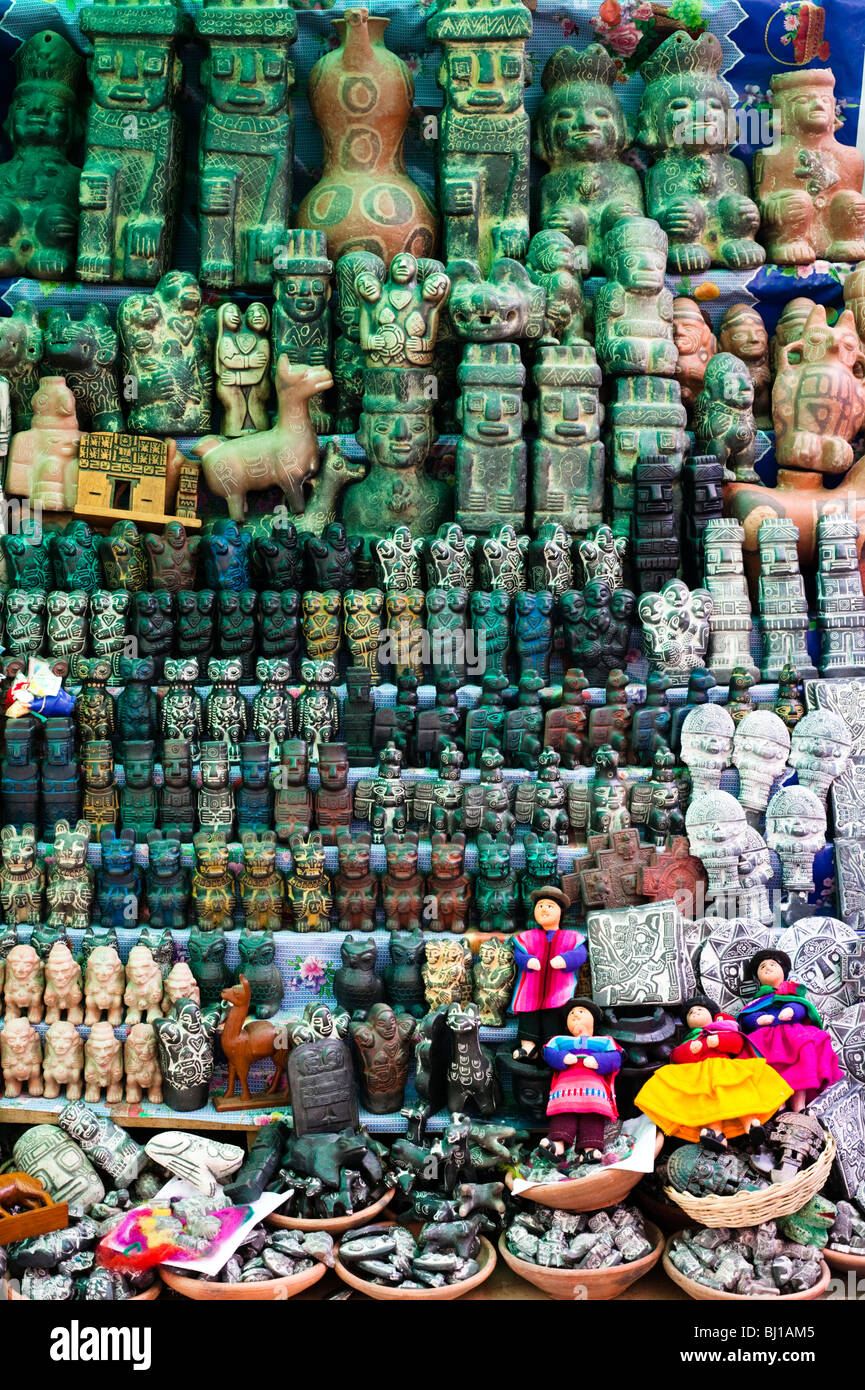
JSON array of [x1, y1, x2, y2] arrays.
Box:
[[788, 709, 854, 808], [680, 703, 735, 797], [693, 354, 758, 483], [733, 710, 791, 816], [766, 786, 827, 893], [685, 789, 749, 902], [719, 305, 771, 427]]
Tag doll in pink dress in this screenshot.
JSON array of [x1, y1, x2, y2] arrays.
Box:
[[539, 998, 622, 1163], [737, 949, 843, 1111]]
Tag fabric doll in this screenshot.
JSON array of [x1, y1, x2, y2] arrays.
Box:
[[510, 886, 587, 1063], [540, 997, 623, 1163], [634, 994, 792, 1150], [737, 949, 843, 1111]]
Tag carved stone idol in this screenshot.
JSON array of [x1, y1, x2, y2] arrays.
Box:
[[702, 518, 758, 683], [685, 789, 749, 907], [77, 0, 187, 284], [595, 217, 676, 378], [534, 44, 642, 273], [733, 710, 791, 817], [272, 230, 332, 433], [757, 518, 818, 681], [680, 703, 735, 798], [719, 304, 771, 428], [153, 998, 216, 1112], [816, 515, 865, 678], [788, 709, 853, 809], [118, 272, 215, 435], [693, 354, 759, 483], [672, 297, 717, 413], [637, 31, 764, 272], [531, 342, 604, 536], [214, 302, 271, 436], [196, 0, 296, 291], [456, 344, 526, 533], [638, 579, 713, 680], [765, 785, 827, 895]]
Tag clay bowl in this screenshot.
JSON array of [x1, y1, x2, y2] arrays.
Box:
[[497, 1221, 663, 1301], [505, 1131, 664, 1214], [7, 1277, 161, 1301], [636, 1184, 692, 1235], [334, 1234, 497, 1301], [267, 1187, 394, 1235], [160, 1260, 326, 1301], [824, 1246, 865, 1274], [662, 1239, 831, 1301]]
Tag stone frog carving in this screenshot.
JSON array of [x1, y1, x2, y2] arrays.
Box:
[[42, 305, 122, 431], [755, 67, 865, 265], [194, 356, 332, 522], [118, 271, 216, 435], [0, 32, 83, 282], [534, 43, 643, 273], [636, 31, 764, 272], [196, 0, 296, 292], [77, 0, 186, 284]]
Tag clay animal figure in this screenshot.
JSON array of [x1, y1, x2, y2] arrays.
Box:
[[3, 943, 44, 1022], [383, 931, 426, 1018], [236, 929, 284, 1019], [216, 975, 289, 1110], [334, 829, 377, 933], [124, 1023, 163, 1105], [42, 1021, 84, 1101], [83, 945, 124, 1027], [42, 305, 122, 431], [83, 1021, 123, 1104], [282, 1128, 375, 1191], [193, 357, 332, 522], [123, 944, 165, 1025], [1, 1016, 42, 1097], [43, 942, 83, 1025]]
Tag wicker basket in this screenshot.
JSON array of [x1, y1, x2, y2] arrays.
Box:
[[663, 1240, 831, 1301], [664, 1134, 837, 1228]]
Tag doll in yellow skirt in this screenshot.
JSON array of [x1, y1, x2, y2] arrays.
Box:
[[635, 995, 793, 1150]]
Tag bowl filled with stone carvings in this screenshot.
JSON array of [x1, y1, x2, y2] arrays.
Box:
[[267, 1185, 395, 1235], [663, 1114, 836, 1228], [499, 1204, 663, 1300], [663, 1230, 830, 1301], [334, 1220, 497, 1300], [505, 1120, 664, 1213], [159, 1228, 333, 1301], [823, 1201, 865, 1273]]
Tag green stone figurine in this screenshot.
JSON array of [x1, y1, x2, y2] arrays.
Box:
[[0, 32, 84, 281], [118, 272, 216, 435], [77, 0, 188, 284], [272, 230, 332, 433], [196, 0, 296, 292], [533, 44, 644, 274], [342, 370, 451, 542], [428, 0, 532, 274], [531, 342, 604, 536], [608, 376, 687, 533], [636, 32, 765, 273], [595, 217, 676, 378], [455, 344, 526, 533]]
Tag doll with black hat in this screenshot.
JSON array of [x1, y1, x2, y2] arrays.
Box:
[[509, 885, 587, 1064], [635, 993, 792, 1151], [539, 997, 623, 1162], [737, 949, 842, 1111]]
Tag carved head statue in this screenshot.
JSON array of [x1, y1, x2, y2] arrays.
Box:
[[535, 43, 629, 164]]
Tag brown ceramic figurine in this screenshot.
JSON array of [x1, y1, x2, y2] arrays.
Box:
[[755, 69, 865, 265], [719, 305, 771, 428], [672, 297, 717, 413], [297, 8, 436, 264], [215, 974, 289, 1111]]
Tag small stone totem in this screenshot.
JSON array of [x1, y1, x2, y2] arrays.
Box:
[[196, 0, 297, 291], [531, 342, 604, 536], [632, 456, 680, 596], [77, 0, 187, 284], [816, 515, 865, 678], [757, 518, 817, 681], [456, 344, 526, 533], [595, 217, 676, 377], [702, 519, 759, 684]]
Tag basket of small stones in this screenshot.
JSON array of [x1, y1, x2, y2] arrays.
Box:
[[664, 1114, 836, 1228], [0, 1207, 161, 1302], [160, 1226, 334, 1300], [499, 1204, 664, 1300], [334, 1220, 497, 1300], [663, 1225, 831, 1300], [824, 1200, 865, 1272]]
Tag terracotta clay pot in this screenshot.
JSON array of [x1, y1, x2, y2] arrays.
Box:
[[498, 1222, 664, 1300], [504, 1130, 664, 1214], [6, 1277, 162, 1301], [296, 7, 437, 264], [159, 1261, 326, 1301], [267, 1187, 394, 1235], [334, 1232, 497, 1301], [824, 1246, 865, 1275]]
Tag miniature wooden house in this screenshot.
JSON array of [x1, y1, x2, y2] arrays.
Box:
[[74, 432, 201, 528]]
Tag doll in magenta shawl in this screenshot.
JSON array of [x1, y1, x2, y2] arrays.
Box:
[[737, 949, 843, 1111], [539, 998, 622, 1162], [510, 886, 588, 1063], [635, 994, 792, 1150]]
